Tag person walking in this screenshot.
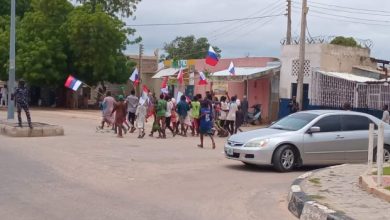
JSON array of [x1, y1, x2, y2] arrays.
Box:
[[165, 95, 176, 137], [176, 95, 190, 136], [99, 91, 115, 129], [382, 104, 390, 124], [111, 95, 127, 138], [14, 80, 32, 128], [190, 96, 201, 136], [241, 95, 249, 125], [0, 85, 7, 107], [219, 96, 229, 130], [156, 94, 167, 138], [198, 101, 216, 149], [235, 106, 244, 134], [135, 101, 147, 138], [126, 90, 138, 133], [226, 96, 238, 135]]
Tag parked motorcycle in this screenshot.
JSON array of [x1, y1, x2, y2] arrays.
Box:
[[247, 104, 262, 125]]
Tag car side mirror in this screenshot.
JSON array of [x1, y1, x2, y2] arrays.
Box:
[[308, 126, 320, 134]]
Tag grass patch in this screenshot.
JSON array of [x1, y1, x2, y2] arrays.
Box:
[[308, 194, 325, 200], [309, 178, 321, 185], [372, 167, 390, 175]]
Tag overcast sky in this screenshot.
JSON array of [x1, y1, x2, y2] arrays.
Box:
[[124, 0, 390, 60]]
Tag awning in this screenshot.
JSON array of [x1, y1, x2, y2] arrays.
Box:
[[211, 66, 280, 81], [152, 68, 180, 79], [318, 71, 378, 83]]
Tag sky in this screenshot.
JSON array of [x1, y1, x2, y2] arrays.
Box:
[[124, 0, 390, 60]]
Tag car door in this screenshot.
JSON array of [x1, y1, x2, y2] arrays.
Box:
[[303, 115, 345, 164], [341, 115, 376, 162]]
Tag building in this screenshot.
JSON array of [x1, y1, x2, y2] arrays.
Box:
[[153, 57, 281, 122]]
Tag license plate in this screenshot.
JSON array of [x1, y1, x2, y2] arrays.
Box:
[[227, 148, 234, 156]]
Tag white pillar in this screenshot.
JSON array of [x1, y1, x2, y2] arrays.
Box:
[[377, 123, 384, 187], [368, 123, 374, 174]]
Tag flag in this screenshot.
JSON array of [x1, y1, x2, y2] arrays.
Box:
[[129, 68, 140, 86], [228, 61, 235, 76], [139, 85, 149, 105], [161, 76, 169, 94], [205, 46, 219, 66], [64, 75, 82, 91], [177, 67, 184, 84], [198, 72, 208, 85]]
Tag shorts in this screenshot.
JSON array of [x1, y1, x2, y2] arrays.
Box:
[[128, 112, 136, 124]]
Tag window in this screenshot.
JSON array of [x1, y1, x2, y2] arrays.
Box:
[[341, 115, 373, 131], [313, 115, 341, 132], [270, 113, 317, 131], [291, 59, 311, 77]]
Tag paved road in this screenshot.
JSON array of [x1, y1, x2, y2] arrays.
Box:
[[0, 109, 304, 220]]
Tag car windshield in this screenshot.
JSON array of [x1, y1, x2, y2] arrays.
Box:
[[269, 113, 318, 131]]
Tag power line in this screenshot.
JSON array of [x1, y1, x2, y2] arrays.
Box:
[[125, 14, 285, 27], [206, 1, 285, 39], [292, 5, 390, 23], [210, 3, 285, 41], [296, 3, 390, 17], [292, 8, 390, 27], [300, 0, 390, 14]]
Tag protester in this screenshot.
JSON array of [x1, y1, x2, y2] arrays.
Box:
[[99, 91, 115, 129], [288, 96, 299, 113], [226, 96, 238, 135], [111, 95, 127, 138], [165, 95, 176, 137], [0, 85, 7, 107], [176, 95, 190, 136], [146, 92, 156, 122], [382, 104, 390, 124], [235, 106, 244, 134], [219, 96, 229, 130], [342, 102, 352, 111], [190, 95, 201, 136], [126, 90, 138, 133], [171, 98, 179, 134], [14, 80, 32, 128], [198, 101, 216, 149], [156, 94, 167, 138], [135, 101, 147, 138], [241, 95, 249, 125]]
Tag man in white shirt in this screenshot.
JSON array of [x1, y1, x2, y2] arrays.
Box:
[[0, 85, 7, 107], [382, 105, 390, 124], [126, 90, 139, 133]]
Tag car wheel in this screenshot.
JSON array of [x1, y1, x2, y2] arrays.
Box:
[[374, 145, 390, 163], [273, 145, 296, 172]]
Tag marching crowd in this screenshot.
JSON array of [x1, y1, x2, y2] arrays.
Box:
[[98, 90, 250, 149]]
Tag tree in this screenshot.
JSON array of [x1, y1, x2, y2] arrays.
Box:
[[0, 16, 10, 81], [330, 36, 361, 48], [16, 0, 73, 86], [0, 0, 31, 17], [64, 4, 138, 86], [76, 0, 141, 17], [163, 35, 221, 60]]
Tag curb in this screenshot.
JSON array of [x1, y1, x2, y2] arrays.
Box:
[[359, 174, 390, 202], [287, 166, 354, 220], [0, 122, 64, 137]]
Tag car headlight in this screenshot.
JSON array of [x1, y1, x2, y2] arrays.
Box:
[[245, 139, 269, 148]]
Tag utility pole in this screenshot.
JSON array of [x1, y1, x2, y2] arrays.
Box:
[[138, 43, 144, 96], [286, 0, 292, 45], [8, 0, 16, 120], [297, 0, 308, 111]]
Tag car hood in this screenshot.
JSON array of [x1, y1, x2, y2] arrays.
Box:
[[228, 128, 293, 143]]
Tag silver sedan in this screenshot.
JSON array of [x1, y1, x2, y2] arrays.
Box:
[[224, 110, 390, 172]]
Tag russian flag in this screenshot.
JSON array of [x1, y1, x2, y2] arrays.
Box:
[[129, 68, 140, 86], [64, 75, 82, 91], [205, 46, 219, 66], [161, 76, 169, 94], [198, 72, 208, 85], [177, 67, 184, 84], [139, 85, 150, 105], [228, 61, 235, 76]]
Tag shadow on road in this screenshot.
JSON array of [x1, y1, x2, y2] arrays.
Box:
[[224, 163, 330, 173]]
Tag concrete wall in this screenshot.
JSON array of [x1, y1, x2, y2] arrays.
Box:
[[248, 78, 270, 121]]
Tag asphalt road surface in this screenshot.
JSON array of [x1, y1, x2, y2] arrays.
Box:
[[0, 109, 306, 220]]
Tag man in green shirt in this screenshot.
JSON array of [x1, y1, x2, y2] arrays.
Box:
[[191, 96, 201, 136], [156, 94, 167, 138]]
